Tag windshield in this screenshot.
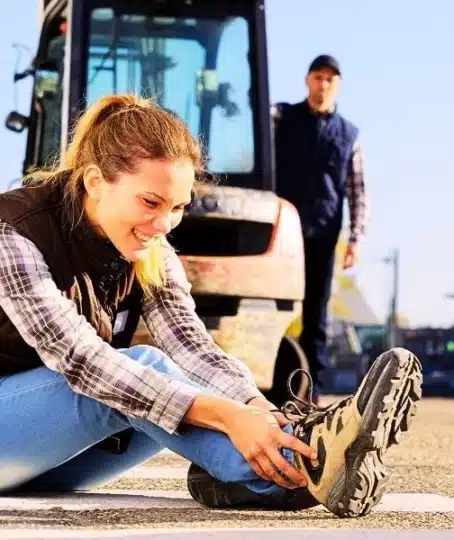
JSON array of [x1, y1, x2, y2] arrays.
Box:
[[86, 8, 255, 175]]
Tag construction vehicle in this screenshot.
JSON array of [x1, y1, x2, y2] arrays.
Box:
[[5, 0, 309, 405]]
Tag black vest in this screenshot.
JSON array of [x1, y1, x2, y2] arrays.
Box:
[[274, 100, 359, 237], [0, 179, 144, 374]]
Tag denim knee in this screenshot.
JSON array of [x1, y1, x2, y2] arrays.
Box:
[[117, 344, 190, 382]]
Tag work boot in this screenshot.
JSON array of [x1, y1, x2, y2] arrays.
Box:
[[288, 347, 422, 517], [187, 347, 422, 517]]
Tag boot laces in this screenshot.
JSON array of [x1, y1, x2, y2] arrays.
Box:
[[280, 369, 352, 428]]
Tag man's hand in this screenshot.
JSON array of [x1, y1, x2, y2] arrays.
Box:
[[343, 242, 359, 270]]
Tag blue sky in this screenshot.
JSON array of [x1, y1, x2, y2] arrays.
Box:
[[1, 0, 453, 327], [265, 0, 454, 328]]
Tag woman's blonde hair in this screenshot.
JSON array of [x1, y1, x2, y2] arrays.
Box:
[[25, 94, 204, 293]]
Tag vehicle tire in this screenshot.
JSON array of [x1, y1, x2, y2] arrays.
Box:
[[263, 336, 310, 408]]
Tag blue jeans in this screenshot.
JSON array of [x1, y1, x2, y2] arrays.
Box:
[[0, 345, 290, 497]]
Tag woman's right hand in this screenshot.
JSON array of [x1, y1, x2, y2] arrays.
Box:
[[183, 394, 317, 490], [223, 404, 317, 490]]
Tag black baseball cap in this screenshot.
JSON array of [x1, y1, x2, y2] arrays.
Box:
[[308, 54, 341, 76]]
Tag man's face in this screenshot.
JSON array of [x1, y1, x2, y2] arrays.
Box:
[[305, 67, 340, 109]]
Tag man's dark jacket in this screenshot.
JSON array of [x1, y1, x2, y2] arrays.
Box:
[[274, 100, 358, 237]]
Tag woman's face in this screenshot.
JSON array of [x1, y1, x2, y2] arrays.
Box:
[[83, 158, 194, 262]]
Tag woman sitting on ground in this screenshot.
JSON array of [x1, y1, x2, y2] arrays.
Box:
[[0, 94, 422, 518]]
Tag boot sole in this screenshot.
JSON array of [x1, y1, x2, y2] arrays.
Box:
[[325, 348, 422, 518]]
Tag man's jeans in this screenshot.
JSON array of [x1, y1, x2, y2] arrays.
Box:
[[300, 230, 339, 396], [0, 345, 290, 497]]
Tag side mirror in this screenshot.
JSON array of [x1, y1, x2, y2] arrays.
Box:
[[5, 111, 29, 133], [13, 67, 35, 83]]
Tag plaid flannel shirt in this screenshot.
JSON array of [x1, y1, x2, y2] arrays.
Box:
[[346, 138, 368, 244], [0, 221, 261, 433]]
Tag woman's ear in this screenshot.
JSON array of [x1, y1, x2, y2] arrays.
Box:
[[82, 164, 104, 202]]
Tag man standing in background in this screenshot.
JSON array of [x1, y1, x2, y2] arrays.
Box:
[[273, 54, 368, 399]]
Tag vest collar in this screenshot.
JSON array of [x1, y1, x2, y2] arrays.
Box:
[[303, 99, 337, 117], [68, 200, 132, 277]]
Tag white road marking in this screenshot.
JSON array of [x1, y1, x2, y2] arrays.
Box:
[[0, 491, 453, 513]]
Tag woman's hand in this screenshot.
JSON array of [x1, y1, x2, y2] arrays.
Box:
[[223, 404, 317, 489], [247, 395, 289, 427], [184, 394, 316, 490]]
